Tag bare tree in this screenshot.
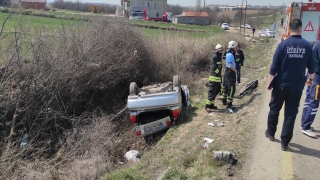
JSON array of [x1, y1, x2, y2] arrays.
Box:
[[167, 4, 184, 15]]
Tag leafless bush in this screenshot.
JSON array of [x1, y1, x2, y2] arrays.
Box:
[[167, 4, 184, 15], [0, 16, 154, 179], [144, 33, 248, 85], [217, 14, 232, 24], [204, 7, 219, 25]]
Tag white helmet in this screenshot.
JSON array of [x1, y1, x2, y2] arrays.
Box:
[[215, 44, 223, 51], [228, 40, 237, 49]]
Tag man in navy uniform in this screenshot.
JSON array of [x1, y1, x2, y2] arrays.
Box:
[[265, 18, 315, 151]]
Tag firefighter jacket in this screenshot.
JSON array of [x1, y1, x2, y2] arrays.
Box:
[[209, 52, 223, 83]]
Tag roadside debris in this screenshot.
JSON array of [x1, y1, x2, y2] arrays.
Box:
[[124, 150, 141, 162], [203, 137, 214, 149], [20, 134, 29, 148], [228, 170, 234, 177], [209, 113, 215, 116], [208, 123, 215, 127], [228, 108, 234, 114], [194, 98, 201, 103], [204, 137, 214, 143], [239, 80, 258, 96], [203, 142, 210, 149], [213, 151, 237, 164], [217, 122, 224, 127]]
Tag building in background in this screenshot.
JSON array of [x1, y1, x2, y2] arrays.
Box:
[[122, 0, 167, 18], [21, 0, 46, 10], [172, 11, 210, 25]]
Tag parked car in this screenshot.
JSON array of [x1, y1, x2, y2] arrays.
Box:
[[127, 76, 190, 139], [259, 29, 276, 38], [221, 23, 229, 30], [240, 24, 251, 29]]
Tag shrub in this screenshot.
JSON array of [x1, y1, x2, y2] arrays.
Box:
[[1, 8, 9, 13]]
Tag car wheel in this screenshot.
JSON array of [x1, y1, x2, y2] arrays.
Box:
[[130, 82, 138, 95]]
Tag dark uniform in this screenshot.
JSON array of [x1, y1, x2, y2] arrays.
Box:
[[301, 40, 320, 135], [235, 48, 245, 84], [206, 51, 223, 109], [267, 34, 315, 148], [222, 48, 237, 108]]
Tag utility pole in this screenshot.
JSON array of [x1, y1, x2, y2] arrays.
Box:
[[240, 0, 244, 32], [244, 0, 247, 34], [196, 0, 201, 24]]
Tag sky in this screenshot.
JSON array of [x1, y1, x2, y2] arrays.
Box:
[[98, 0, 293, 6]]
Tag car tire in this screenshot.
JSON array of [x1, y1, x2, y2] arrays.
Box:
[[173, 75, 181, 92], [130, 82, 138, 95]]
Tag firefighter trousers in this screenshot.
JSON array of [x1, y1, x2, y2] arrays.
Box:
[[206, 82, 221, 105], [222, 69, 236, 107], [301, 73, 320, 130], [267, 84, 304, 146]]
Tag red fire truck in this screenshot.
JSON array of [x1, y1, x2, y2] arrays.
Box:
[[142, 9, 172, 22], [281, 0, 320, 45]]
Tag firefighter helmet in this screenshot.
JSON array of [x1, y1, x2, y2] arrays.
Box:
[[228, 40, 237, 49], [215, 44, 223, 51]]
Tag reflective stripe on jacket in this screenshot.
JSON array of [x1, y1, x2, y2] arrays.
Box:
[[209, 52, 222, 82]]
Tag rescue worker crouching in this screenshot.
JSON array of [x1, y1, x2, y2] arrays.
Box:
[[205, 44, 224, 110], [222, 41, 237, 109]]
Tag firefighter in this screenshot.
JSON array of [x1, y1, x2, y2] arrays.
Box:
[[205, 44, 224, 110], [222, 41, 237, 109]]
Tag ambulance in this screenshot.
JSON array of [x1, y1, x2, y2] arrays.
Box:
[[281, 0, 320, 45]]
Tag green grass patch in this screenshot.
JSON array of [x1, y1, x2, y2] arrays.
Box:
[[140, 27, 220, 39], [0, 12, 81, 31], [131, 20, 224, 34], [103, 166, 147, 180], [260, 13, 283, 28]]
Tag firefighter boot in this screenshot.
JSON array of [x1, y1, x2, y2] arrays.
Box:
[[205, 104, 218, 110], [222, 99, 227, 106]]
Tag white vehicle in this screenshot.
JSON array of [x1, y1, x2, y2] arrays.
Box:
[[127, 76, 190, 138], [221, 23, 229, 30], [241, 24, 251, 29], [259, 29, 276, 38], [129, 11, 146, 20]]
